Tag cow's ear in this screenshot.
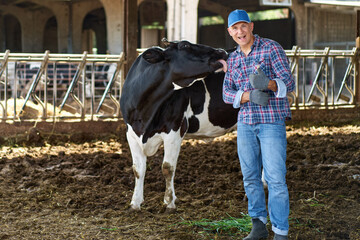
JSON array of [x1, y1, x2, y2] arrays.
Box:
[[142, 48, 165, 63]]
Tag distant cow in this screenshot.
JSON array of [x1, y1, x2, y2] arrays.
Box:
[[120, 40, 238, 211]]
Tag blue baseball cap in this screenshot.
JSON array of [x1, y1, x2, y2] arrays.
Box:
[[228, 9, 251, 28]]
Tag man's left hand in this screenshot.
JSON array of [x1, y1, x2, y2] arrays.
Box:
[[249, 68, 270, 90]]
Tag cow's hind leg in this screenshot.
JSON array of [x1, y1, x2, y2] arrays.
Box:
[[126, 130, 147, 210], [162, 131, 183, 211]]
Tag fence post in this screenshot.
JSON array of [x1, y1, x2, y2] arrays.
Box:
[[356, 37, 360, 105], [356, 11, 360, 105], [125, 0, 138, 76]]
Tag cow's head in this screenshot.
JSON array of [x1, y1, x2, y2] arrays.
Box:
[[141, 39, 227, 90], [121, 40, 228, 136]]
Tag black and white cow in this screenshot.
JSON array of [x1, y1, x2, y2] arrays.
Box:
[[120, 40, 238, 211]]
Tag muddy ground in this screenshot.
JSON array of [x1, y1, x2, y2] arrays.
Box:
[[0, 121, 359, 240]]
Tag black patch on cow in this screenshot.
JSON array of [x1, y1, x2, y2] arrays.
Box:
[[132, 119, 144, 137], [205, 72, 239, 129], [187, 115, 200, 133], [186, 80, 206, 115], [120, 54, 174, 137], [142, 90, 189, 143]]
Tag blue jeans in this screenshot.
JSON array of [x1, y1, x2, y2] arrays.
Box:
[[237, 120, 289, 236]]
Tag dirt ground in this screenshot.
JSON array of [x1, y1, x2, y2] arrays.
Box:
[[0, 120, 359, 240]]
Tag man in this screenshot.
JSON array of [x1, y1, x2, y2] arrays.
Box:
[[222, 9, 295, 240]]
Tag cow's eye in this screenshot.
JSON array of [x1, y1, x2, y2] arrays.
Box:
[[179, 42, 190, 49]]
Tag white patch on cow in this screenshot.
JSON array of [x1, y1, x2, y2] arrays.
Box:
[[185, 80, 233, 138], [143, 134, 163, 156], [161, 130, 183, 209], [126, 124, 163, 157], [172, 77, 205, 90], [126, 125, 146, 209], [126, 124, 183, 210], [172, 82, 182, 90]]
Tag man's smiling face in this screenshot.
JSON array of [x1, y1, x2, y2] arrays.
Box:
[[227, 22, 254, 50]]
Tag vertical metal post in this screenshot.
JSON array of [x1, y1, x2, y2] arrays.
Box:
[[79, 64, 86, 118], [4, 59, 8, 119], [90, 62, 95, 120], [44, 57, 48, 118], [324, 54, 328, 108], [13, 62, 17, 118], [295, 55, 299, 108], [0, 50, 10, 120], [331, 57, 335, 105], [53, 63, 57, 121], [356, 10, 360, 104], [302, 57, 306, 107]]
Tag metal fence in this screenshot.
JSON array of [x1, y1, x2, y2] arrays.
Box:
[[0, 50, 125, 121], [285, 46, 358, 109], [0, 47, 358, 121]]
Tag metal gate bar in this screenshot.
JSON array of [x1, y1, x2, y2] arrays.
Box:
[[0, 50, 10, 119], [0, 47, 359, 121], [335, 47, 358, 103], [59, 51, 88, 118], [306, 47, 330, 104], [20, 50, 50, 118], [96, 52, 125, 116]]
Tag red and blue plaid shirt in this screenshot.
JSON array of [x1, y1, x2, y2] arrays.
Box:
[[223, 35, 295, 125]]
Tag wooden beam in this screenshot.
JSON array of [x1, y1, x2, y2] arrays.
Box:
[[125, 0, 138, 75]]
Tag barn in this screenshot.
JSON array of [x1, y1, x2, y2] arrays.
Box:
[[0, 1, 359, 239]]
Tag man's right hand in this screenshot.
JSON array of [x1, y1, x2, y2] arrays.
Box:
[[249, 68, 270, 90], [249, 89, 269, 106]]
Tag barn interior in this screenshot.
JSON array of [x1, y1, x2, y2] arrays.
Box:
[[0, 2, 359, 239]]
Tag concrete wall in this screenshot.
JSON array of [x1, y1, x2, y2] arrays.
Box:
[[0, 0, 123, 54]]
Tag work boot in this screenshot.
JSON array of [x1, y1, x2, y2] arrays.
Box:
[[243, 218, 268, 240], [274, 233, 288, 240]]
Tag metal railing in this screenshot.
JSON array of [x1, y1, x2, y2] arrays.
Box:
[[285, 46, 359, 109], [0, 47, 359, 121], [0, 50, 125, 121]]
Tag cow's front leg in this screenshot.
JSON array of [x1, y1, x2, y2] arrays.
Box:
[[126, 130, 147, 210], [162, 131, 183, 210]]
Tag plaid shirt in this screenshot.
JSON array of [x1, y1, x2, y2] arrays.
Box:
[[223, 35, 295, 125]]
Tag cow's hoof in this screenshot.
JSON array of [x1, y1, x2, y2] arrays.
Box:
[[165, 207, 176, 214], [128, 205, 141, 212]]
